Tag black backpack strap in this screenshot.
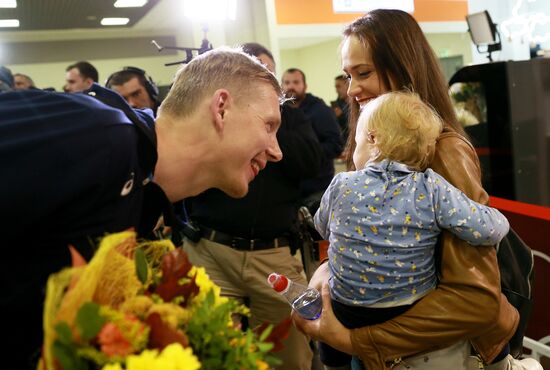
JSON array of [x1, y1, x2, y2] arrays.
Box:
[[497, 228, 535, 358], [138, 181, 184, 246]]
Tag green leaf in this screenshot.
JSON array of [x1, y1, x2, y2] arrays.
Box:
[[135, 247, 148, 284], [258, 325, 273, 342], [52, 340, 89, 370], [257, 342, 274, 352], [75, 302, 106, 341], [54, 321, 74, 345]]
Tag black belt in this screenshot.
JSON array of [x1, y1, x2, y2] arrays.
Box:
[[198, 225, 288, 251]]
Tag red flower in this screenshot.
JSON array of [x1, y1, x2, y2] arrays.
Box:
[[97, 322, 133, 357], [154, 249, 199, 304], [146, 312, 189, 350]]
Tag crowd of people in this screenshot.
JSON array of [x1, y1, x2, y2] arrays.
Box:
[[0, 8, 541, 370]]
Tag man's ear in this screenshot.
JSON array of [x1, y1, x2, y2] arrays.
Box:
[[210, 89, 231, 133], [85, 78, 95, 89]]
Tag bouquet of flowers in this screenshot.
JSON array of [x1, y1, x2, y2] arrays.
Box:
[[39, 231, 287, 370]]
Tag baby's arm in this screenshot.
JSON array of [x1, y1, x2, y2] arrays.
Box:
[[314, 173, 343, 240], [429, 170, 509, 245]]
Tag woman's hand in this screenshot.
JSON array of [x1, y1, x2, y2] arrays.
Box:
[[292, 283, 355, 355]]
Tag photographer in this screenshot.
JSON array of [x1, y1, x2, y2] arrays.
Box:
[[106, 66, 160, 113]]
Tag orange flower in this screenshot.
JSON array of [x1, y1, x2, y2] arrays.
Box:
[[98, 322, 132, 357]]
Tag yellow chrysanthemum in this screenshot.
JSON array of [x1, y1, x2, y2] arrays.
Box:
[[157, 344, 201, 370], [189, 266, 228, 306], [256, 359, 269, 370], [125, 348, 158, 370], [102, 363, 123, 370], [122, 343, 201, 370]]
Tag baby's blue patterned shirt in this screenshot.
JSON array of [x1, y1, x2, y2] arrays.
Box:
[[314, 159, 509, 307]]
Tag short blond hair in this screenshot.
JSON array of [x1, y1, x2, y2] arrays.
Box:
[[159, 47, 282, 118], [359, 91, 443, 170]]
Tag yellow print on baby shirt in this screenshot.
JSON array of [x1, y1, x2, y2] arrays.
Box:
[[370, 225, 378, 235], [363, 178, 371, 189]]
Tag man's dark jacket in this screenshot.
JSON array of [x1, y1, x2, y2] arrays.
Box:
[[0, 86, 159, 366], [298, 93, 343, 196]]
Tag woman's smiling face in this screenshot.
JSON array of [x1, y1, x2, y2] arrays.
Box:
[[341, 35, 390, 109]]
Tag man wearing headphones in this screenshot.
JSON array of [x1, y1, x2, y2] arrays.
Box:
[[106, 66, 160, 113]]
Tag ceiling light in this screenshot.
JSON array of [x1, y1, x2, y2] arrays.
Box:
[[0, 0, 16, 8], [100, 17, 130, 26], [0, 19, 19, 27], [114, 0, 147, 8], [183, 0, 237, 21]]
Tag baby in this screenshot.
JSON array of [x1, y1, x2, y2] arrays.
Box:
[[314, 91, 509, 368]]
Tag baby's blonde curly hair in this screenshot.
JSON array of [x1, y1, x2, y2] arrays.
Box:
[[359, 91, 443, 171]]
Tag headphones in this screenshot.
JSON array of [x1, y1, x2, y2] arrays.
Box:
[[105, 66, 159, 105]]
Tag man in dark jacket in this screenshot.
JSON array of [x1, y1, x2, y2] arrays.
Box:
[[0, 49, 283, 368], [282, 68, 343, 212], [183, 43, 321, 370], [331, 74, 350, 141]]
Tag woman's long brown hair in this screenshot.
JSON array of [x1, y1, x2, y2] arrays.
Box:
[[342, 9, 467, 169]]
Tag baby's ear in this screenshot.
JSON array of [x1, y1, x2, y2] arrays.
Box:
[[367, 130, 376, 143]]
